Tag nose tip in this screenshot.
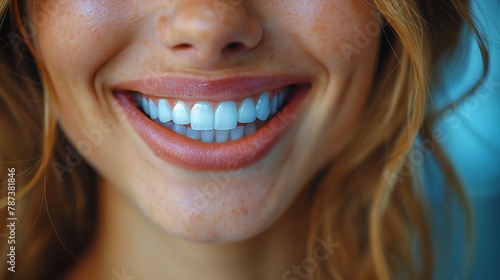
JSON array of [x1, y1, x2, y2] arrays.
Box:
[[157, 1, 262, 64]]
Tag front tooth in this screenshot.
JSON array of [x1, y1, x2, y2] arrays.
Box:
[[230, 126, 245, 141], [158, 99, 173, 123], [201, 130, 215, 143], [214, 101, 238, 130], [215, 130, 230, 143], [278, 91, 285, 108], [149, 99, 158, 120], [270, 95, 278, 115], [172, 101, 190, 125], [238, 98, 257, 123], [256, 92, 270, 121], [191, 102, 214, 130], [142, 97, 150, 115], [172, 123, 187, 136], [187, 128, 201, 140]]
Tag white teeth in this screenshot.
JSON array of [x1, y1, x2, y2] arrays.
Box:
[[158, 121, 255, 144], [138, 87, 289, 143], [201, 130, 215, 143], [158, 99, 173, 123], [270, 95, 278, 115], [172, 123, 187, 135], [245, 123, 257, 136], [172, 101, 190, 125], [187, 128, 201, 140], [256, 92, 270, 121], [215, 130, 230, 143], [215, 101, 238, 130], [278, 91, 285, 109], [191, 102, 214, 130], [148, 99, 158, 120], [142, 98, 150, 115], [238, 98, 257, 123], [230, 126, 245, 141]]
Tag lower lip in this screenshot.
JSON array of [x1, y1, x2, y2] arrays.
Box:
[[114, 85, 310, 171]]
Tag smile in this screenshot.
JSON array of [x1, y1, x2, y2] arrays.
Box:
[[135, 87, 289, 143], [114, 76, 310, 170]]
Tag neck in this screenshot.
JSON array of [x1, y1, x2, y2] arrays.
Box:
[[68, 177, 312, 280]]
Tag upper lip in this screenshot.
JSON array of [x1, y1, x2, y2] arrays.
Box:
[[112, 74, 308, 101]]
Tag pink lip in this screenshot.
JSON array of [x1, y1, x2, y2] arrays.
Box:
[[113, 76, 310, 171], [113, 75, 308, 100]]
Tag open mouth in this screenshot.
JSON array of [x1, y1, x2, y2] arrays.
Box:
[[113, 76, 310, 171], [133, 86, 291, 143]]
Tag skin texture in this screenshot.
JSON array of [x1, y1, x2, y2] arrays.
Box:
[[30, 0, 381, 278]]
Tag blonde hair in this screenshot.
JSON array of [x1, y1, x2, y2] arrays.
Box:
[[0, 0, 487, 279]]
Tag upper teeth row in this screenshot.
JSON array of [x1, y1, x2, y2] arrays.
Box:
[[138, 91, 287, 131]]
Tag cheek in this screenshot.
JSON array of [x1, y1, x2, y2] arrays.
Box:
[[33, 0, 139, 130], [34, 0, 134, 77], [279, 1, 381, 68], [29, 0, 136, 165]]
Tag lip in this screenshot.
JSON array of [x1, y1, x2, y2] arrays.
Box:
[[113, 74, 308, 101], [113, 78, 310, 171]]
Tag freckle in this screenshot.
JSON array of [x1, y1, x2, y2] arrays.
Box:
[[268, 53, 274, 62], [185, 210, 203, 223], [158, 16, 167, 27]]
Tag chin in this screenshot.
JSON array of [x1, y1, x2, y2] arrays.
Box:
[[124, 143, 304, 243]]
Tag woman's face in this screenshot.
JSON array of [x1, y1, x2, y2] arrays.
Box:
[[32, 0, 381, 242]]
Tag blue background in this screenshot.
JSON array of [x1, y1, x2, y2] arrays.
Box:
[[420, 0, 500, 279]]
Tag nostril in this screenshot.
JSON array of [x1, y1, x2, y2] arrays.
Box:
[[223, 41, 245, 53], [173, 43, 193, 50], [226, 42, 242, 49]]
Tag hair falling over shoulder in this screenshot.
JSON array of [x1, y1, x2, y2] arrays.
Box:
[[0, 0, 487, 279]]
